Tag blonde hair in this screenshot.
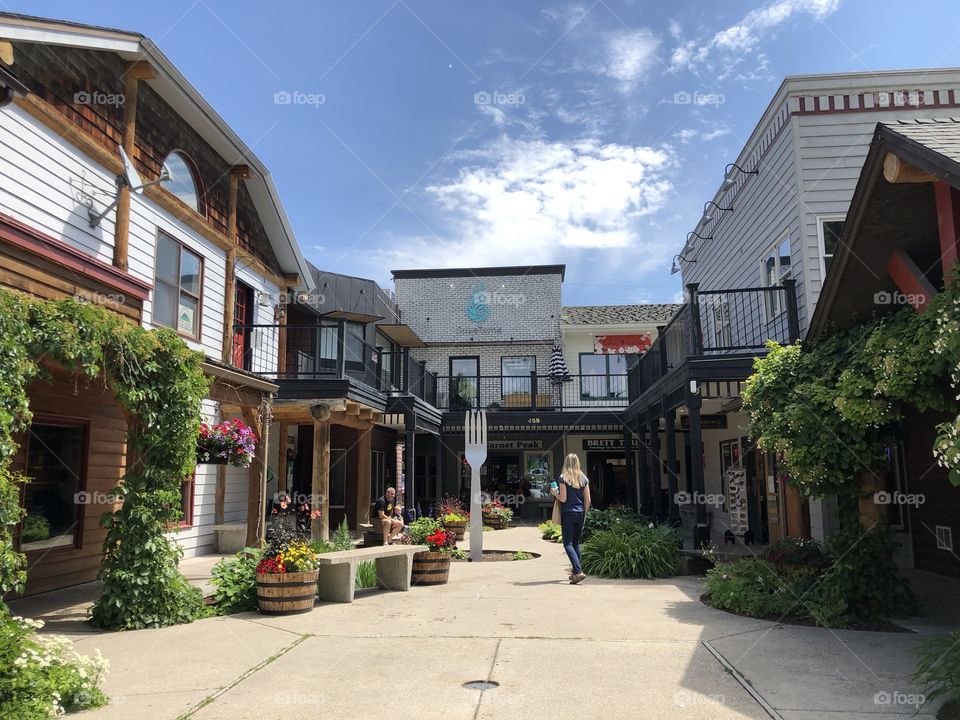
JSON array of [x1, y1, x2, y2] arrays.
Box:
[[561, 453, 585, 489]]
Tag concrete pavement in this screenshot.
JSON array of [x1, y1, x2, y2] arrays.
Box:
[[12, 526, 940, 719]]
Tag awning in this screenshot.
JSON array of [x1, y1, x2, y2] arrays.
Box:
[[202, 358, 278, 408], [376, 323, 426, 347], [320, 309, 384, 324]]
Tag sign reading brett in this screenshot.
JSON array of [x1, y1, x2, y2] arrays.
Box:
[[582, 438, 640, 451], [593, 334, 651, 354]]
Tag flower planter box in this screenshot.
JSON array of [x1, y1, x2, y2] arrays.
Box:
[[443, 519, 467, 540], [411, 551, 451, 586], [255, 569, 319, 615], [482, 513, 504, 529]]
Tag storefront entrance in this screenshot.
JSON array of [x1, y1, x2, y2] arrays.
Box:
[[586, 452, 629, 509]]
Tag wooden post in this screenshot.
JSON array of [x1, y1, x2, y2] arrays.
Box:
[[242, 405, 266, 547], [113, 61, 155, 272], [665, 406, 679, 524], [355, 426, 372, 527], [222, 165, 251, 364], [312, 419, 331, 541], [687, 387, 709, 549], [935, 181, 960, 284], [277, 421, 289, 493], [648, 416, 663, 519], [637, 420, 649, 515], [215, 464, 226, 525]]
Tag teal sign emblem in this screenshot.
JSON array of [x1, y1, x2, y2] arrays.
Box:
[[466, 284, 489, 323]]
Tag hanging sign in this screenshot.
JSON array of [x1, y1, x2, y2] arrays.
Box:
[[582, 438, 640, 451], [488, 439, 542, 450], [679, 414, 728, 430], [593, 334, 651, 354]]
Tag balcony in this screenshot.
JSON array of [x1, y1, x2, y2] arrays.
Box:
[[628, 281, 800, 402], [231, 322, 439, 406], [434, 373, 629, 411]]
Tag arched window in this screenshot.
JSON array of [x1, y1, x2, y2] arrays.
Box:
[[161, 151, 201, 212]]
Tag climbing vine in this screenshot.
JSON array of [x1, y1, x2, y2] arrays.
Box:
[[0, 288, 210, 629], [742, 275, 960, 509]]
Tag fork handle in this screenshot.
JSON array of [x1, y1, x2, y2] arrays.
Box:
[[469, 466, 483, 562]]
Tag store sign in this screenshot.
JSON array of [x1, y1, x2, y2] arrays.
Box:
[[593, 334, 651, 355], [489, 440, 542, 450], [679, 413, 728, 430], [582, 438, 639, 451]]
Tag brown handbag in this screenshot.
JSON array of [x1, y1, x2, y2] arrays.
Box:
[[551, 497, 561, 525]]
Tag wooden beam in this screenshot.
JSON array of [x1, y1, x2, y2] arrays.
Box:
[[214, 464, 226, 526], [277, 421, 289, 493], [883, 152, 937, 184], [886, 249, 938, 313], [327, 411, 377, 432], [312, 419, 331, 541], [935, 181, 960, 283], [243, 407, 265, 547], [345, 402, 360, 416], [358, 408, 373, 420], [221, 166, 249, 364], [355, 427, 372, 527]]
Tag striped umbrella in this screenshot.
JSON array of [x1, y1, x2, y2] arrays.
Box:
[[549, 345, 572, 385]]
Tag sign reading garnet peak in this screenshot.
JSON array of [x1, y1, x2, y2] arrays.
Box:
[[466, 283, 490, 323]]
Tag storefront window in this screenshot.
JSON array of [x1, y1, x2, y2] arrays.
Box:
[[21, 422, 86, 551], [579, 353, 628, 399], [501, 356, 535, 398], [450, 357, 479, 409]]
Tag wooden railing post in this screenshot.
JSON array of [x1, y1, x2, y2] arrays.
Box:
[[401, 348, 410, 392], [530, 371, 538, 411], [686, 283, 703, 355], [783, 278, 801, 342], [335, 319, 347, 379]]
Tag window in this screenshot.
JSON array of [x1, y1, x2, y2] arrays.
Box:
[[449, 357, 479, 410], [710, 297, 732, 348], [162, 151, 202, 212], [817, 216, 845, 280], [330, 449, 347, 508], [579, 353, 629, 399], [762, 233, 792, 318], [501, 356, 535, 398], [415, 454, 437, 503], [20, 421, 87, 551], [154, 231, 203, 339], [178, 474, 195, 528]]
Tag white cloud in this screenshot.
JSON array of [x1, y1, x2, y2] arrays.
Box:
[[673, 128, 698, 143], [670, 0, 841, 73], [376, 136, 676, 270], [603, 29, 660, 90], [701, 127, 731, 141]]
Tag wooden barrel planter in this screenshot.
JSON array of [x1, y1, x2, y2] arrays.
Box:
[[256, 569, 319, 615], [443, 519, 467, 540], [411, 551, 451, 586], [482, 513, 504, 529]]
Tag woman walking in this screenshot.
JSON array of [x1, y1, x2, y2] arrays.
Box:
[[550, 453, 591, 584]]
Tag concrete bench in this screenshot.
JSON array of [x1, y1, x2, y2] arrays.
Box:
[[315, 545, 425, 603]]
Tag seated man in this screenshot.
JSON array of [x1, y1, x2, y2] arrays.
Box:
[[374, 487, 404, 545]]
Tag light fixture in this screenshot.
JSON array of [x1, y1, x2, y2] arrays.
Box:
[[700, 200, 733, 227], [685, 231, 712, 255], [671, 254, 696, 275], [721, 162, 759, 191]]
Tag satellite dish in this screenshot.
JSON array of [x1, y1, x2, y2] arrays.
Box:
[[118, 146, 143, 194]]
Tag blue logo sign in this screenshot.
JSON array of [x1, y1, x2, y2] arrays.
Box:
[[466, 283, 489, 323]]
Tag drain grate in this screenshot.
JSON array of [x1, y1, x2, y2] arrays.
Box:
[[462, 680, 499, 691]]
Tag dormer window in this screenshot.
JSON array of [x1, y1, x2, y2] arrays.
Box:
[[161, 151, 201, 212]]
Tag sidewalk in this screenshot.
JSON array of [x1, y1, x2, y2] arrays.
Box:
[[11, 527, 945, 719]]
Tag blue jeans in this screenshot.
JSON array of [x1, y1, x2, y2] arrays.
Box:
[[561, 511, 585, 575]]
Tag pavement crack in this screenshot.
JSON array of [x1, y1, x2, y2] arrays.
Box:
[[702, 640, 783, 720], [473, 638, 503, 720], [175, 634, 311, 719]]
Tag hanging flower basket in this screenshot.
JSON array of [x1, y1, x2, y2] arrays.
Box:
[[196, 419, 258, 468]]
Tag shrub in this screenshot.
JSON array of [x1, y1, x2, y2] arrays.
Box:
[[355, 561, 377, 589], [580, 524, 680, 579], [811, 522, 919, 625], [437, 496, 468, 522], [210, 547, 261, 615], [766, 536, 829, 571], [914, 630, 960, 707], [582, 506, 644, 541], [513, 551, 532, 561], [706, 558, 804, 618], [331, 518, 354, 551], [0, 609, 108, 718], [538, 520, 561, 541], [309, 539, 335, 554], [405, 517, 441, 544]]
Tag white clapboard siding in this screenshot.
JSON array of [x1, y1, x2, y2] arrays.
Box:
[[0, 105, 117, 262]]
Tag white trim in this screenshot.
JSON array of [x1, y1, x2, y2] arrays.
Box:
[[816, 214, 846, 286]]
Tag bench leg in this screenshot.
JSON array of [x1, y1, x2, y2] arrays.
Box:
[[375, 553, 412, 592], [317, 561, 357, 603]]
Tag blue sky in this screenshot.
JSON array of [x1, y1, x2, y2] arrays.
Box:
[[11, 0, 960, 304]]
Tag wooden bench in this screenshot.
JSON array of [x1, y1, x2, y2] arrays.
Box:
[[315, 545, 425, 603]]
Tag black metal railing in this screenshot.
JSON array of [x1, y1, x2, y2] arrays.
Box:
[[628, 280, 799, 401], [433, 372, 629, 411], [232, 323, 439, 405]]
